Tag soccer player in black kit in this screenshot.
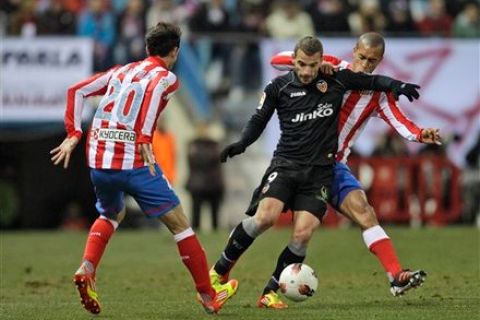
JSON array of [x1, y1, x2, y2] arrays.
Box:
[[209, 36, 421, 306]]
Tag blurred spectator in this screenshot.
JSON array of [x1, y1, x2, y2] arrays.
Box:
[[152, 117, 177, 185], [465, 133, 480, 169], [189, 0, 232, 92], [114, 0, 146, 64], [1, 0, 21, 14], [146, 0, 197, 34], [382, 0, 415, 35], [265, 0, 315, 39], [234, 1, 266, 35], [111, 0, 130, 14], [77, 0, 116, 71], [415, 0, 453, 36], [37, 0, 76, 35], [7, 0, 38, 36], [348, 0, 386, 35], [463, 133, 480, 223], [60, 201, 88, 231], [453, 1, 480, 38], [61, 0, 85, 14], [186, 122, 225, 231], [372, 130, 409, 157], [307, 0, 350, 34], [228, 2, 265, 102], [410, 0, 429, 22]]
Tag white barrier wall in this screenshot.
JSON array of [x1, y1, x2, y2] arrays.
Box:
[[1, 37, 93, 123], [260, 38, 480, 167]]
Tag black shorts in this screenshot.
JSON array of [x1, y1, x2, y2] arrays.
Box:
[[245, 158, 333, 219]]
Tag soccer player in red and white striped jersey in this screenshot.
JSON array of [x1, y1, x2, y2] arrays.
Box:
[[257, 33, 441, 306], [51, 22, 237, 315]]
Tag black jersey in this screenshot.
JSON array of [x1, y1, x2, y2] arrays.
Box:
[[238, 69, 402, 165]]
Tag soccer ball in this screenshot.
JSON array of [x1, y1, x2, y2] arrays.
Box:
[[278, 263, 318, 302]]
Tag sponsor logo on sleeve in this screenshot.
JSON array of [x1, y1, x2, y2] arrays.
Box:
[[257, 92, 266, 109]]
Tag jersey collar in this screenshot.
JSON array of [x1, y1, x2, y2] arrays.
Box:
[[146, 56, 168, 69], [291, 71, 326, 88]]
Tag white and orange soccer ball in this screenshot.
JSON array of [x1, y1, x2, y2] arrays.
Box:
[[278, 263, 318, 302]]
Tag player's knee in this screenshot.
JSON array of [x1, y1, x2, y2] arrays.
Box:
[[254, 208, 279, 230], [255, 201, 282, 230], [254, 214, 276, 230], [292, 225, 315, 246]]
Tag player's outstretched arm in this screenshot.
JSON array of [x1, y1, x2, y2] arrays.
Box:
[[50, 136, 80, 169], [420, 128, 442, 145], [337, 69, 421, 102]]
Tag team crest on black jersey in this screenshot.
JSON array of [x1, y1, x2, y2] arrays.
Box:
[[316, 80, 328, 93]]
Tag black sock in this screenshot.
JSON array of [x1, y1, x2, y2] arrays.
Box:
[[263, 246, 305, 295], [214, 222, 255, 275]]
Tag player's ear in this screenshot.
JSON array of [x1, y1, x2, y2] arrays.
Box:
[[170, 47, 179, 59]]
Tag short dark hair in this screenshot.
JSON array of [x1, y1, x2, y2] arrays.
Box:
[[357, 32, 385, 55], [145, 22, 182, 57], [294, 36, 323, 56]]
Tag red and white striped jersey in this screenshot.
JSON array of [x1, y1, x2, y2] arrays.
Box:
[[270, 51, 422, 163], [64, 56, 179, 169]]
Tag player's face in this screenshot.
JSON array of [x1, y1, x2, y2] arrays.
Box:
[[352, 44, 383, 73], [293, 49, 322, 84]]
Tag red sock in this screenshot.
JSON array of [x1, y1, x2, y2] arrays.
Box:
[[369, 238, 402, 276], [363, 226, 402, 277], [82, 218, 115, 272], [176, 231, 215, 299]]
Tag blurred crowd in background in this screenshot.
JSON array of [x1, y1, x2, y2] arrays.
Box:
[[2, 0, 479, 105], [2, 0, 479, 69]]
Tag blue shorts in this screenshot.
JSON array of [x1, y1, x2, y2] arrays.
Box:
[[90, 164, 180, 219], [329, 162, 362, 210]]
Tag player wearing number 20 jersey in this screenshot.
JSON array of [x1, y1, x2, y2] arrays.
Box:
[[65, 56, 179, 170], [51, 22, 238, 316]]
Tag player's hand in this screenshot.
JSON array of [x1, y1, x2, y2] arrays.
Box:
[[139, 143, 157, 176], [420, 128, 442, 145], [220, 142, 246, 163], [50, 136, 80, 169], [391, 82, 421, 102], [319, 62, 337, 75]]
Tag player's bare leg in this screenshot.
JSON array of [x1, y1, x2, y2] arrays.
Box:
[[160, 205, 238, 313], [73, 209, 124, 315], [258, 211, 319, 309], [340, 190, 426, 296]]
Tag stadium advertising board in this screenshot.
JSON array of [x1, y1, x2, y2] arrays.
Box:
[[260, 38, 480, 167], [1, 37, 93, 123]]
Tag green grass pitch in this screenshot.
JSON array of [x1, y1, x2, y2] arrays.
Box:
[[1, 227, 478, 320]]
